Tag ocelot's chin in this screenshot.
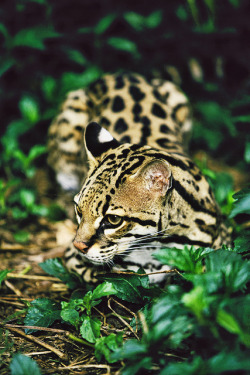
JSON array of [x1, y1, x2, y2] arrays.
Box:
[[84, 246, 115, 265]]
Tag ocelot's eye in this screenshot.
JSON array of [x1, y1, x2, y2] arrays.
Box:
[[105, 215, 123, 227]]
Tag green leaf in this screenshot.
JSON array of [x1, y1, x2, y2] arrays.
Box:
[[13, 26, 60, 50], [19, 189, 36, 209], [124, 10, 162, 31], [0, 23, 9, 40], [234, 231, 250, 253], [229, 188, 250, 218], [2, 119, 34, 143], [61, 308, 80, 329], [19, 96, 39, 124], [10, 354, 41, 375], [216, 309, 242, 335], [39, 258, 79, 289], [182, 285, 208, 322], [41, 76, 57, 101], [46, 204, 66, 221], [61, 66, 102, 92], [0, 58, 15, 77], [101, 272, 149, 303], [24, 298, 61, 333], [160, 355, 204, 375], [0, 269, 12, 286], [14, 230, 30, 243], [95, 332, 123, 363], [11, 207, 29, 219], [205, 250, 250, 293], [27, 145, 46, 163], [107, 37, 139, 57], [221, 296, 250, 347], [124, 12, 145, 31], [95, 14, 116, 34], [91, 281, 117, 300], [64, 49, 88, 66], [31, 204, 49, 216], [153, 246, 214, 273], [80, 315, 101, 343], [208, 349, 250, 373], [145, 10, 162, 28], [244, 141, 250, 163]]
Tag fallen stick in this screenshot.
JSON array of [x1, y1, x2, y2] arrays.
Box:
[[0, 324, 67, 360]]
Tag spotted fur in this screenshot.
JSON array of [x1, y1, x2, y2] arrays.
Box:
[[48, 73, 230, 283]]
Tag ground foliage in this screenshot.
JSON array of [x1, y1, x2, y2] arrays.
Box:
[[0, 0, 250, 374]]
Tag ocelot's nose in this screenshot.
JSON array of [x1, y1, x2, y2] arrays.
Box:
[[73, 240, 88, 254]]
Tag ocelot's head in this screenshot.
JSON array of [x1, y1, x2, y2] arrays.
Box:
[[73, 122, 172, 265]]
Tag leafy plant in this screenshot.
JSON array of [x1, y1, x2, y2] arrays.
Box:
[[10, 353, 41, 375], [112, 246, 249, 374]]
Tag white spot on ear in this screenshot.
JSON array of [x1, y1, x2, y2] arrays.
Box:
[[98, 127, 114, 143], [74, 194, 80, 204]]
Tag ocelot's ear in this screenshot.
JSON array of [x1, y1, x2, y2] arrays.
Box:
[[85, 122, 120, 165], [139, 160, 172, 197]]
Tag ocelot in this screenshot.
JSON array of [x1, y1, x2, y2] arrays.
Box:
[[48, 73, 230, 283]]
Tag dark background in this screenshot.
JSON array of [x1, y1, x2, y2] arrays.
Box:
[[1, 0, 250, 183]]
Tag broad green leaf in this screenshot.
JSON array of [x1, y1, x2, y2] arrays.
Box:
[[0, 269, 12, 286], [0, 23, 9, 39], [159, 356, 205, 375], [10, 354, 41, 375], [95, 14, 116, 34], [14, 230, 30, 243], [19, 189, 36, 209], [27, 145, 46, 163], [39, 258, 79, 289], [234, 231, 250, 253], [19, 96, 39, 124], [229, 188, 250, 218], [107, 37, 139, 56], [0, 58, 15, 77], [11, 207, 29, 219], [221, 296, 250, 347], [61, 308, 80, 329], [153, 246, 214, 273], [244, 141, 250, 163], [145, 10, 162, 28], [92, 281, 117, 301], [208, 349, 250, 373], [95, 332, 123, 363], [124, 12, 145, 31], [46, 204, 66, 221], [124, 10, 162, 31], [205, 250, 250, 293], [2, 119, 34, 142], [31, 204, 49, 216], [61, 66, 102, 92], [64, 49, 88, 66], [41, 76, 56, 101], [13, 26, 60, 50], [182, 285, 208, 322], [102, 272, 148, 303], [216, 309, 241, 334], [24, 298, 61, 333], [80, 315, 101, 343]]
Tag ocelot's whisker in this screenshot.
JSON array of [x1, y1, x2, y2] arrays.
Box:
[[120, 245, 163, 253], [119, 230, 169, 246]]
